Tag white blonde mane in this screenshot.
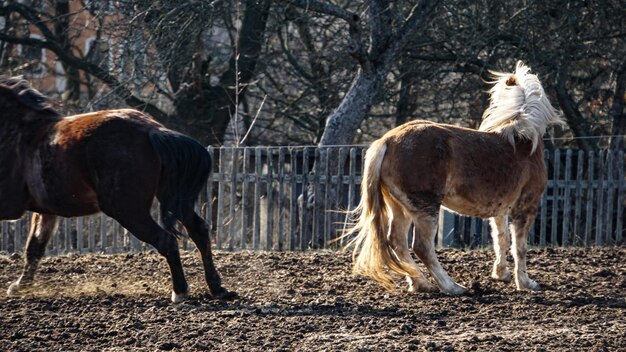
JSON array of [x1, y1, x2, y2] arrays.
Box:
[[479, 61, 565, 153]]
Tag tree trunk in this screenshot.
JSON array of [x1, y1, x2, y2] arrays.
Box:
[[54, 0, 80, 108], [396, 62, 419, 127], [174, 0, 271, 146], [555, 70, 595, 153], [319, 70, 384, 146], [303, 0, 439, 244], [319, 0, 439, 146]]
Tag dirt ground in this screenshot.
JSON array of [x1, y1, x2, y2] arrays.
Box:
[[0, 247, 624, 352]]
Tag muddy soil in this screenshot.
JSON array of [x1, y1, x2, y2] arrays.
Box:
[[0, 247, 624, 351]]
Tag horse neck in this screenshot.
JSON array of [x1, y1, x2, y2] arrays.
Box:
[[513, 135, 542, 153], [516, 137, 545, 164], [1, 110, 61, 152]]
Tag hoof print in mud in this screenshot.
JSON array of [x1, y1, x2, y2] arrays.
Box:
[[213, 289, 238, 300], [0, 249, 624, 351]]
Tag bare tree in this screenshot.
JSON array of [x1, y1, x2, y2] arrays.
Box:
[[1, 0, 623, 148], [0, 0, 271, 145]]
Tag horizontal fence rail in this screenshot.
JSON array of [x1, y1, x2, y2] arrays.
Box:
[[1, 147, 624, 255]]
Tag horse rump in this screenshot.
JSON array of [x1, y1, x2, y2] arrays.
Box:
[[148, 129, 211, 236]]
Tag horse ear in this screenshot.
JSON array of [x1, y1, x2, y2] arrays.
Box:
[[17, 89, 49, 109]]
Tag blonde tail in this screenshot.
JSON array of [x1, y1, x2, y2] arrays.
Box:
[[344, 139, 419, 290]]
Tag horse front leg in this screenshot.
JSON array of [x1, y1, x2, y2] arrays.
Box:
[[489, 216, 512, 283], [510, 214, 540, 290], [7, 213, 58, 296]]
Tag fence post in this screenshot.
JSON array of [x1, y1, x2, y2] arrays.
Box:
[[616, 150, 624, 245], [605, 150, 615, 244], [206, 146, 215, 247], [550, 149, 561, 246], [277, 147, 286, 251], [289, 148, 298, 250], [215, 147, 226, 250], [253, 147, 262, 250], [241, 147, 251, 249], [584, 151, 595, 245], [228, 147, 239, 251], [573, 150, 584, 245], [595, 150, 606, 245], [562, 149, 572, 246], [265, 146, 274, 250]]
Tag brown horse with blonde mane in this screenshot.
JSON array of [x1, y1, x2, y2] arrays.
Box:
[[346, 62, 565, 294], [0, 76, 233, 303]]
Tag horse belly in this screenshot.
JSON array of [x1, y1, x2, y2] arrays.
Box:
[[442, 189, 514, 218], [26, 162, 101, 217], [29, 187, 101, 217]]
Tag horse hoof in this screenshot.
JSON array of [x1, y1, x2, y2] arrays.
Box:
[[213, 288, 237, 300], [517, 279, 541, 291], [491, 270, 512, 283], [444, 283, 468, 295], [408, 281, 437, 294], [171, 290, 189, 304]]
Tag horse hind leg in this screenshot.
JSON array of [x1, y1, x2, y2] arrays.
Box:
[[510, 214, 541, 290], [489, 216, 512, 283], [411, 212, 467, 295], [179, 205, 235, 299], [385, 198, 435, 293], [7, 213, 58, 296], [109, 210, 190, 303]]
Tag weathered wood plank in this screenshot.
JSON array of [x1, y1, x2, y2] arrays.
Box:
[[584, 151, 595, 246], [253, 147, 262, 250], [216, 147, 226, 250], [572, 150, 584, 245], [562, 149, 572, 246], [206, 147, 215, 246], [241, 148, 251, 249], [539, 149, 549, 246], [595, 150, 606, 245], [265, 147, 274, 250], [616, 150, 624, 244], [550, 149, 560, 245], [605, 150, 615, 244], [277, 147, 286, 251], [289, 148, 298, 250], [228, 147, 239, 250]]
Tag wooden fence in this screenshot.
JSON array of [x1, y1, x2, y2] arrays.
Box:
[[1, 146, 624, 255]]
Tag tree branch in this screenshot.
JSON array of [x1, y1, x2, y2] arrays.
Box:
[[392, 0, 439, 52], [284, 0, 357, 23], [368, 0, 393, 60], [555, 69, 594, 153], [282, 0, 369, 70], [0, 3, 168, 122]]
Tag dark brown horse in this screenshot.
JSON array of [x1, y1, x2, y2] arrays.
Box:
[[0, 76, 233, 303]]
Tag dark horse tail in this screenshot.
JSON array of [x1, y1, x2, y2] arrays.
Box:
[[148, 129, 211, 236]]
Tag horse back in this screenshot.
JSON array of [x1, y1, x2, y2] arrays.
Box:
[[379, 121, 546, 218], [25, 109, 163, 216]]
